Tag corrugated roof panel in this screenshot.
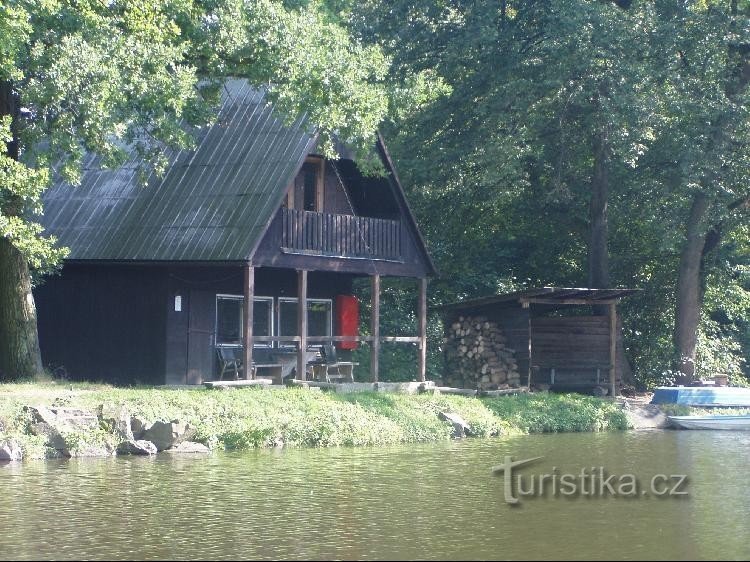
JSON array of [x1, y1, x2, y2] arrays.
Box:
[[41, 80, 314, 262]]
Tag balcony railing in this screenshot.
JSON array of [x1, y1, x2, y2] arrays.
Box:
[[281, 208, 403, 261]]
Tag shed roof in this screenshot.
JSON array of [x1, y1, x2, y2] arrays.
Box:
[[438, 287, 638, 312], [41, 80, 317, 262]]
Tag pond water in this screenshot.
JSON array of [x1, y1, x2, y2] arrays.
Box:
[[1, 431, 749, 560]]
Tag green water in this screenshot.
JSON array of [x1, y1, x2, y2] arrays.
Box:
[[1, 431, 748, 560]]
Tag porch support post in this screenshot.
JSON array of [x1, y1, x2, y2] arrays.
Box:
[[609, 302, 617, 398], [243, 265, 254, 379], [297, 269, 308, 381], [526, 304, 532, 389], [370, 274, 380, 383], [418, 277, 427, 382]]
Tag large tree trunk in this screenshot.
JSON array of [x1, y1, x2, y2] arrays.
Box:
[[588, 128, 610, 289], [0, 238, 45, 380], [673, 192, 709, 385], [0, 80, 45, 380]]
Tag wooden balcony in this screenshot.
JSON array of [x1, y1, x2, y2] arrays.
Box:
[[280, 208, 404, 261]]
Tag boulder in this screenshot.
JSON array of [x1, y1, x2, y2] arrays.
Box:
[[438, 411, 472, 438], [130, 417, 151, 440], [142, 420, 194, 451], [164, 441, 210, 454], [67, 442, 117, 458], [117, 440, 158, 456], [0, 440, 23, 462], [30, 422, 67, 451], [98, 403, 134, 441], [25, 405, 98, 429]]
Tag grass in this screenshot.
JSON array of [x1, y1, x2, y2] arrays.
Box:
[[0, 382, 631, 459]]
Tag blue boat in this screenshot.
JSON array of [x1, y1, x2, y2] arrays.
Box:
[[651, 386, 750, 408]]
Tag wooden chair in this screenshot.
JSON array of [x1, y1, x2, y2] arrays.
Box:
[[311, 344, 357, 383], [216, 347, 243, 380]]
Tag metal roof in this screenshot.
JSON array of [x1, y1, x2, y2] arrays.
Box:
[[41, 80, 317, 261], [438, 287, 639, 311]]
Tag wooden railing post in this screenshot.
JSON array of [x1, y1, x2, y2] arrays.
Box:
[[418, 277, 427, 382], [371, 274, 380, 383]]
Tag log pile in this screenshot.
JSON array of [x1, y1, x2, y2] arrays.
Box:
[[444, 315, 521, 390]]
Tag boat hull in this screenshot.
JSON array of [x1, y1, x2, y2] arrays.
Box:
[[651, 386, 750, 407], [667, 415, 750, 430]]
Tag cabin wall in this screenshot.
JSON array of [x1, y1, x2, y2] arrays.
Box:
[[34, 265, 168, 385], [529, 316, 630, 388], [164, 266, 356, 385]]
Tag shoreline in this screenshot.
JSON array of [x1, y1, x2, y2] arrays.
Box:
[[1, 381, 634, 461]]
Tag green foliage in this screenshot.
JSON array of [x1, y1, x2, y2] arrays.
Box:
[[0, 383, 628, 457], [1, 0, 393, 272], [341, 0, 750, 387], [483, 392, 631, 433]]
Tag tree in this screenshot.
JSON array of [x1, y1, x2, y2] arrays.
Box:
[[0, 0, 391, 380], [646, 0, 750, 383]]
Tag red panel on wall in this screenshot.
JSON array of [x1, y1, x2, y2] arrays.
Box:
[[336, 295, 359, 350]]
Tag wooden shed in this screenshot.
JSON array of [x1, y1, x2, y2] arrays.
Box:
[[439, 288, 636, 396]]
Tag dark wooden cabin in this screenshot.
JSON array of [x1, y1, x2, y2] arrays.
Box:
[[34, 80, 435, 385], [439, 288, 636, 396]]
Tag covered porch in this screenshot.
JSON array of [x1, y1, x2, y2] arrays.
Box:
[[236, 266, 428, 384]]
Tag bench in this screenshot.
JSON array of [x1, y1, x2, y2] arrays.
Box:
[[532, 363, 613, 387]]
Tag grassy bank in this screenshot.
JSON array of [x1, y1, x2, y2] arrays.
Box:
[[0, 383, 630, 459]]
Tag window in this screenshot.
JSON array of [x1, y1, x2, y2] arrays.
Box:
[[215, 295, 273, 348], [277, 297, 332, 349]]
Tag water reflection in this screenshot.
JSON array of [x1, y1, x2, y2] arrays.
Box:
[[1, 432, 749, 560]]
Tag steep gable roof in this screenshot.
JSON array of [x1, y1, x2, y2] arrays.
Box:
[[42, 80, 316, 261]]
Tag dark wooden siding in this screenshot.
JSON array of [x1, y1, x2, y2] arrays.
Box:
[[34, 265, 167, 384], [163, 266, 355, 384], [323, 161, 355, 215], [530, 316, 630, 387]]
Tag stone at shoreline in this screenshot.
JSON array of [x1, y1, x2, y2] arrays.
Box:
[[164, 441, 211, 454], [438, 411, 472, 438], [25, 405, 99, 429], [68, 442, 117, 458], [131, 417, 151, 440], [142, 420, 194, 451], [98, 403, 134, 441], [0, 440, 23, 461], [117, 440, 158, 456], [30, 422, 67, 451], [621, 402, 670, 430]]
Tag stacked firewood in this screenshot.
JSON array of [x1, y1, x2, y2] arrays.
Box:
[[444, 315, 521, 390]]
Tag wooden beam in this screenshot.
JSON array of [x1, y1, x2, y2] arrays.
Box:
[[418, 277, 427, 382], [527, 308, 532, 389], [371, 274, 380, 383], [243, 265, 254, 380], [297, 269, 308, 381], [609, 303, 617, 398], [520, 298, 620, 306]]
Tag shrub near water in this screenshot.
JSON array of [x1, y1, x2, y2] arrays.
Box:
[[0, 384, 630, 458]]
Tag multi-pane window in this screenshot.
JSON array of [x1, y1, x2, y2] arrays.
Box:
[[215, 295, 273, 348], [278, 297, 332, 348]]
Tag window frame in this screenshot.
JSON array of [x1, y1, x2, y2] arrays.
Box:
[[214, 294, 274, 349], [277, 296, 333, 350]]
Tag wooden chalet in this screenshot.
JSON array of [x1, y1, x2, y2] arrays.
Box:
[[439, 288, 636, 396], [34, 80, 435, 385]]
